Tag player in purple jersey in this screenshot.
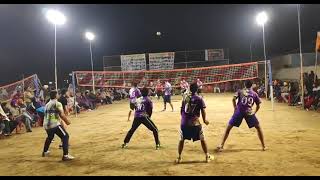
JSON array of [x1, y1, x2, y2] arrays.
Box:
[[127, 82, 141, 121], [122, 87, 160, 150], [217, 80, 267, 151], [162, 80, 174, 112], [175, 83, 213, 164]]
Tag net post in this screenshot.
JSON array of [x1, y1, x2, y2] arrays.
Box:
[[267, 60, 274, 111], [72, 71, 78, 118]]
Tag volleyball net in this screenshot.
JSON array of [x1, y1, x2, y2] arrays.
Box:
[[74, 62, 259, 89], [0, 74, 41, 102]]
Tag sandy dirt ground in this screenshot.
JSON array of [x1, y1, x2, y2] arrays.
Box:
[[0, 93, 320, 176]]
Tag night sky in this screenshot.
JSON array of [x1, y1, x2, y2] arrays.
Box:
[[0, 4, 320, 86]]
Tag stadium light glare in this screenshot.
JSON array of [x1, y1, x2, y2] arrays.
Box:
[[255, 11, 271, 110], [45, 9, 66, 26], [85, 31, 95, 41], [84, 31, 96, 94], [256, 11, 268, 26], [45, 9, 66, 90]]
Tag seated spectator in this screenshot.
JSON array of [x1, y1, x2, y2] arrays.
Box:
[[281, 82, 289, 103], [304, 81, 320, 111], [24, 86, 34, 106], [273, 80, 281, 100], [88, 90, 97, 109], [31, 97, 45, 126], [213, 84, 221, 93], [105, 90, 113, 104], [18, 101, 34, 133], [121, 88, 128, 99], [291, 85, 301, 106], [77, 92, 91, 110], [0, 103, 10, 136], [108, 89, 115, 101]]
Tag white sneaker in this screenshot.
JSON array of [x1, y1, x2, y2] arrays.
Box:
[[121, 143, 128, 149], [62, 154, 75, 161], [206, 154, 214, 163], [42, 151, 50, 157], [175, 156, 182, 164]]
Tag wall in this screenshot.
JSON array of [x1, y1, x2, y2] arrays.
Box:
[[273, 65, 320, 81]]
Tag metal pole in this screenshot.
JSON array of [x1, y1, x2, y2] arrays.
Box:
[[250, 41, 253, 62], [268, 60, 274, 111], [297, 4, 304, 108], [22, 74, 25, 101], [315, 51, 318, 83], [90, 41, 95, 94], [262, 24, 268, 99], [54, 24, 58, 91], [185, 50, 188, 69], [72, 72, 77, 118]]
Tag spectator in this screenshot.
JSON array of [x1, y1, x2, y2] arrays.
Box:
[[39, 85, 49, 103], [24, 86, 34, 106], [213, 84, 221, 93], [309, 71, 318, 84], [281, 82, 289, 103], [105, 90, 113, 104], [58, 89, 69, 115], [155, 80, 163, 100], [0, 103, 10, 136], [77, 92, 91, 110], [86, 91, 96, 110], [288, 82, 298, 105], [304, 72, 312, 96], [149, 81, 156, 97], [121, 88, 128, 99]]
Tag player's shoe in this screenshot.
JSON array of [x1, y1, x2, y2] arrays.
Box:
[[156, 144, 161, 150], [206, 154, 214, 163], [175, 156, 182, 164], [262, 146, 268, 151], [62, 154, 75, 161], [42, 151, 50, 157], [121, 143, 128, 149], [216, 145, 224, 152]]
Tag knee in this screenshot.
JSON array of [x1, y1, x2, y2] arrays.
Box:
[[255, 125, 261, 130]]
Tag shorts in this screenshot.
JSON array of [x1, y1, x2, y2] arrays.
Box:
[[129, 103, 135, 111], [163, 95, 171, 103], [228, 111, 259, 128], [180, 125, 204, 141]]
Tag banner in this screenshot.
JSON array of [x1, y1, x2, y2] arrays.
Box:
[[121, 54, 146, 71], [149, 52, 175, 70], [205, 49, 225, 61]]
